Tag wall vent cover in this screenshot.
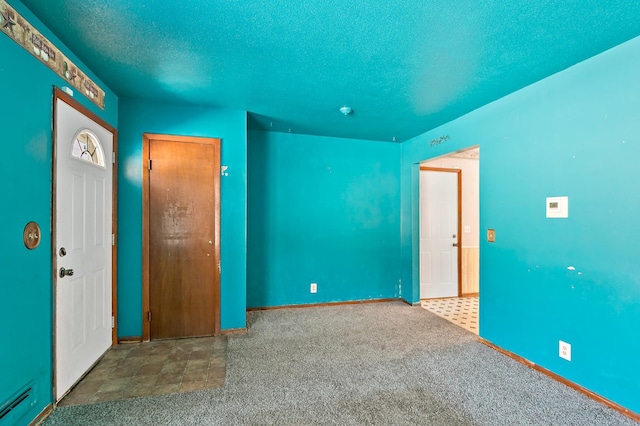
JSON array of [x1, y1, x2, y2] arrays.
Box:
[[0, 384, 34, 423]]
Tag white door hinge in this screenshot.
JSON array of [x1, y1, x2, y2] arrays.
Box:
[[112, 152, 116, 164], [111, 316, 115, 329], [111, 234, 115, 246]]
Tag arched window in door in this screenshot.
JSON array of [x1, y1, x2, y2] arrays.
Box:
[[70, 129, 105, 168]]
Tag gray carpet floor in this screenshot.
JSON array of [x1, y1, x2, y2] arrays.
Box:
[[45, 302, 636, 425]]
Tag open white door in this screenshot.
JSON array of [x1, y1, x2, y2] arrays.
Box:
[[420, 168, 460, 299], [55, 98, 113, 401]]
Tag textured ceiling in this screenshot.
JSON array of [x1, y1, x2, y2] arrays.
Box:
[[19, 0, 640, 142]]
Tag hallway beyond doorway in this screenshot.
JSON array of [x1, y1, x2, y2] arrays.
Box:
[[421, 296, 479, 334]]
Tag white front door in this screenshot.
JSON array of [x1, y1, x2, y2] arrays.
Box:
[[420, 169, 459, 299], [55, 98, 113, 400]]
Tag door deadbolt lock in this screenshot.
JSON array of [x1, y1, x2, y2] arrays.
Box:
[[59, 267, 74, 278], [59, 247, 67, 257]]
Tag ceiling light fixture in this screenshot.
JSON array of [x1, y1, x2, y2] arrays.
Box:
[[339, 106, 353, 116]]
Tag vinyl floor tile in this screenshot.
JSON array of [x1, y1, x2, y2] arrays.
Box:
[[58, 335, 228, 407], [421, 296, 479, 334]]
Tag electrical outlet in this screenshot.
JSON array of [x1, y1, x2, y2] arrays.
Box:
[[559, 340, 571, 361], [310, 283, 317, 293]]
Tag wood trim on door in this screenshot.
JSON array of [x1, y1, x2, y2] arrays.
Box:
[[142, 134, 221, 341], [419, 166, 463, 297], [52, 87, 119, 395]]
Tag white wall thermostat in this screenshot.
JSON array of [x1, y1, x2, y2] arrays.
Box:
[[546, 196, 568, 218]]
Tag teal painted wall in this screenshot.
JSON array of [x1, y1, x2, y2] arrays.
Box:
[[247, 131, 401, 308], [117, 99, 247, 335], [4, 0, 639, 419], [401, 36, 640, 413], [0, 1, 117, 423]]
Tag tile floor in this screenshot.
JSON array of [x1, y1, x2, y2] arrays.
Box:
[[58, 336, 227, 407], [420, 296, 479, 334]]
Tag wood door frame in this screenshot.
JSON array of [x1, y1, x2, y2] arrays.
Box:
[[142, 134, 221, 341], [52, 87, 119, 394], [419, 166, 462, 297]]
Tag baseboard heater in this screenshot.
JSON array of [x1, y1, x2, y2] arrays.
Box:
[[0, 383, 35, 424]]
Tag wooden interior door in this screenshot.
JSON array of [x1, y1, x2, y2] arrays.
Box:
[[145, 135, 220, 340]]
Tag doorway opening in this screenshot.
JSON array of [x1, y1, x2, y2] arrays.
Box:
[[419, 146, 479, 334], [142, 134, 221, 341]]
